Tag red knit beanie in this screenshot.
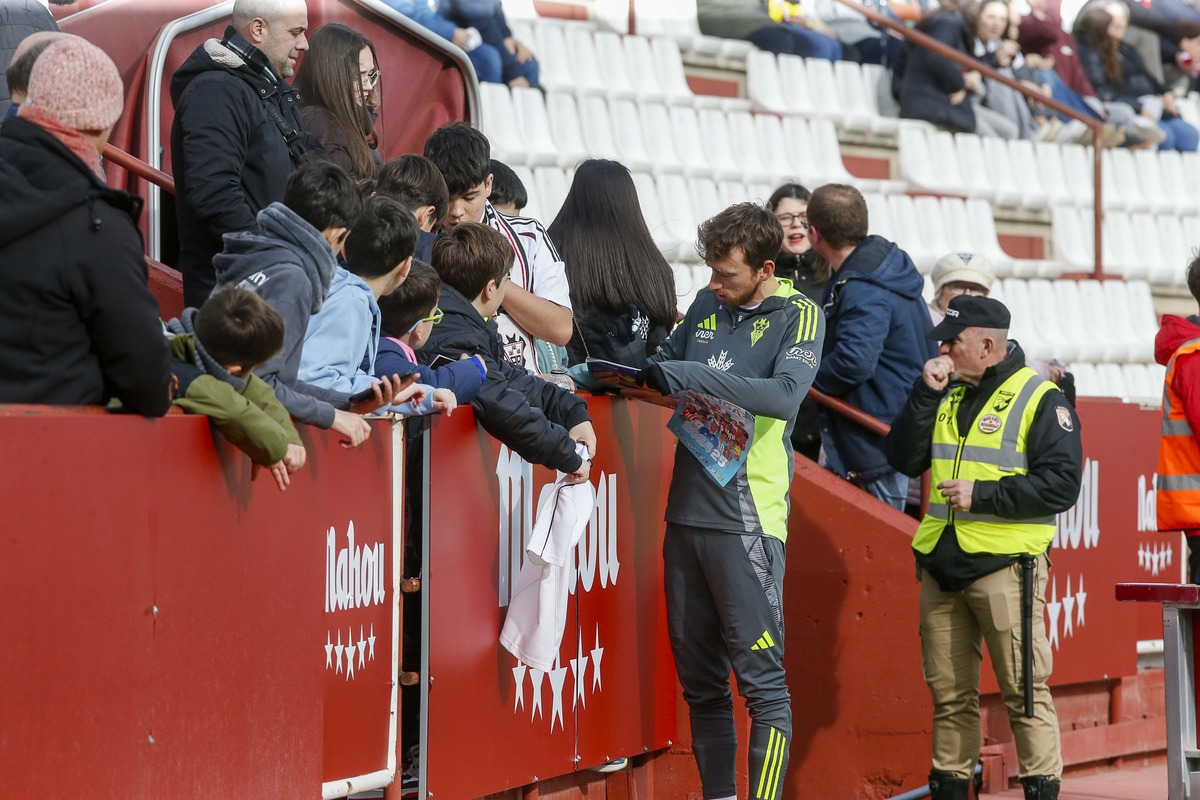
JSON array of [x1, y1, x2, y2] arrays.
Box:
[[25, 38, 123, 132]]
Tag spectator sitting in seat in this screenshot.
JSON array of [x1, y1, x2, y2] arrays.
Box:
[[170, 0, 326, 307], [3, 31, 69, 121], [376, 261, 488, 404], [897, 7, 1019, 138], [295, 23, 383, 181], [547, 159, 677, 379], [1075, 3, 1199, 151], [807, 184, 937, 510], [1018, 0, 1148, 146], [812, 0, 903, 65], [421, 222, 596, 479], [424, 122, 572, 373], [768, 182, 828, 462], [488, 159, 527, 216], [0, 37, 171, 415], [300, 196, 454, 416], [214, 161, 402, 448], [438, 0, 540, 88], [167, 287, 305, 491], [697, 0, 843, 61], [375, 153, 449, 263], [378, 0, 508, 86]]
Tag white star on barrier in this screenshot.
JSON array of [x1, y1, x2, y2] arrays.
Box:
[[1075, 573, 1087, 628], [1062, 576, 1075, 639], [1138, 543, 1146, 570], [367, 624, 376, 661], [512, 663, 527, 713], [590, 626, 605, 693], [1167, 543, 1175, 568], [530, 668, 545, 721], [548, 657, 569, 733], [1046, 576, 1061, 650], [346, 642, 357, 680], [570, 632, 590, 710], [325, 631, 334, 669], [334, 629, 345, 674], [358, 626, 367, 669]]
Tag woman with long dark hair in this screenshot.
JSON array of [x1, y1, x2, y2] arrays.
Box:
[[547, 159, 677, 371], [1075, 4, 1199, 151], [294, 23, 384, 180]]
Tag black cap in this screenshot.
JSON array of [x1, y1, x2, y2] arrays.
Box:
[[927, 295, 1011, 340]]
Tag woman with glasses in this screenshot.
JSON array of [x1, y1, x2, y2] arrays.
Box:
[[768, 182, 828, 461], [294, 23, 384, 181], [375, 262, 488, 404]]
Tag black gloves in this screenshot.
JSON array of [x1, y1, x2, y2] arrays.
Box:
[[635, 362, 669, 395]]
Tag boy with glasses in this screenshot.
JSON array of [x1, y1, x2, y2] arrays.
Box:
[[376, 261, 488, 404]]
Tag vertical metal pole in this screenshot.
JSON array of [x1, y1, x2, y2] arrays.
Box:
[[1164, 605, 1196, 800], [1092, 128, 1104, 279]]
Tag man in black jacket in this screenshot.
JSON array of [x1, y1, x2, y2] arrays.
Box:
[[0, 37, 170, 415], [170, 0, 323, 307], [420, 222, 595, 478], [884, 296, 1082, 800]]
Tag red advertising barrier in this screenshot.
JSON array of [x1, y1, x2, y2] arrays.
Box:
[[0, 409, 398, 799], [423, 398, 678, 799]]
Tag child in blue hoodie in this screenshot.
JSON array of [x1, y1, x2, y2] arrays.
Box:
[[300, 196, 456, 416], [376, 261, 487, 403]]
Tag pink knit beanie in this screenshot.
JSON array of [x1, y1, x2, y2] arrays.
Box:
[[26, 38, 124, 132]]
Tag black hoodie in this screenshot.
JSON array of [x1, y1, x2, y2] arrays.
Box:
[[169, 27, 323, 307], [0, 117, 171, 415], [420, 285, 590, 474]]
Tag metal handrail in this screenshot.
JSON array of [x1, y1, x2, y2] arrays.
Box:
[[832, 0, 1104, 277], [102, 143, 174, 194]]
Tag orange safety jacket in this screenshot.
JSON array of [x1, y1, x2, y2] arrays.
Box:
[[1158, 336, 1200, 532]]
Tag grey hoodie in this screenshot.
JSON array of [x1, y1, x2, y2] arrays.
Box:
[[213, 202, 349, 428]]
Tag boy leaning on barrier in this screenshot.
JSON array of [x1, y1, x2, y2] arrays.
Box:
[[166, 287, 305, 492]]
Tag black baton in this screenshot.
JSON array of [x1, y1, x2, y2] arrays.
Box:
[[1019, 553, 1036, 718]]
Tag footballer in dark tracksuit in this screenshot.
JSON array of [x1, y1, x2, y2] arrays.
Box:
[[644, 278, 824, 800]]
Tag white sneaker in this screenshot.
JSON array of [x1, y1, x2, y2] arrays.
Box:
[[590, 757, 630, 774], [1129, 116, 1168, 145]]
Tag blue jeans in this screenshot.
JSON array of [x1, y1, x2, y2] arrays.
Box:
[[1035, 69, 1103, 122], [468, 42, 503, 83], [747, 24, 844, 61], [820, 424, 909, 511], [1160, 115, 1200, 152]]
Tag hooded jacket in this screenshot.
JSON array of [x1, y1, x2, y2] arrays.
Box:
[[170, 27, 323, 307], [0, 0, 59, 114], [213, 202, 349, 429], [167, 309, 301, 466], [420, 285, 589, 474], [816, 235, 936, 481], [299, 266, 380, 395], [0, 116, 171, 415], [1156, 314, 1200, 436], [1076, 38, 1169, 112], [650, 280, 825, 542]]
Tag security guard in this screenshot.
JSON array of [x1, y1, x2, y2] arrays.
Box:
[[885, 296, 1083, 800]]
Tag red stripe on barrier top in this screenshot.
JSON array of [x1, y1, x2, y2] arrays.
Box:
[[1115, 582, 1200, 604]]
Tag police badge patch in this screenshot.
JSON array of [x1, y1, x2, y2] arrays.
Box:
[[978, 414, 1002, 433], [1056, 406, 1074, 432]]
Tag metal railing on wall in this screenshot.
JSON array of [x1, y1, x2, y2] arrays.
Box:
[[833, 0, 1105, 276]]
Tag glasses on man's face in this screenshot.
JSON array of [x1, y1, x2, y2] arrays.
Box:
[[407, 307, 443, 334], [775, 212, 808, 228], [361, 69, 381, 88]]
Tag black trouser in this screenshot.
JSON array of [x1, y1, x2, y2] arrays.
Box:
[[664, 524, 791, 800]]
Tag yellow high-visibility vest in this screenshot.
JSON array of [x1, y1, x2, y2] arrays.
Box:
[[912, 367, 1059, 556]]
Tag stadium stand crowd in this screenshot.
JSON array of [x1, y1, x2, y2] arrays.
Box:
[[0, 0, 1196, 794]]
